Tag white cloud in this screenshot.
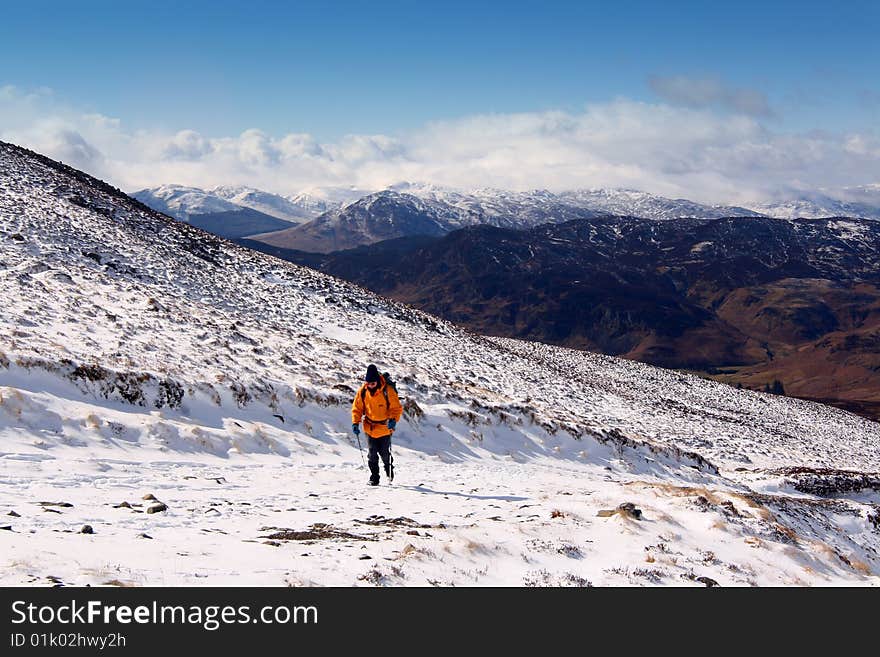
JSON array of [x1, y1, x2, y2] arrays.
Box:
[[1, 85, 878, 204], [161, 129, 213, 160], [648, 75, 773, 117]]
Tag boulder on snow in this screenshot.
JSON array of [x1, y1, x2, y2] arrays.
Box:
[[146, 502, 168, 514], [80, 525, 94, 534], [597, 502, 643, 520]]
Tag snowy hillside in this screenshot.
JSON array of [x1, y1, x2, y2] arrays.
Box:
[[1, 141, 878, 586]]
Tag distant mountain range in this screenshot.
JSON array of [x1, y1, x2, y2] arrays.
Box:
[[133, 181, 880, 252], [131, 184, 367, 240], [247, 185, 774, 253]]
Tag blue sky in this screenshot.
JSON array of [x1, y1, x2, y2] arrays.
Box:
[[2, 0, 877, 139], [1, 1, 878, 199]]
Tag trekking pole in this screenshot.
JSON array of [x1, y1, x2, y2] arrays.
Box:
[[355, 430, 366, 469]]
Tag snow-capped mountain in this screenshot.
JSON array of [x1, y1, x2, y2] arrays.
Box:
[[2, 140, 879, 586], [133, 184, 345, 224], [248, 183, 768, 253], [394, 182, 764, 221], [250, 188, 605, 252], [136, 180, 880, 253], [289, 186, 372, 215], [747, 192, 880, 220], [132, 184, 240, 219], [557, 188, 765, 220], [211, 185, 320, 222], [396, 182, 880, 222]]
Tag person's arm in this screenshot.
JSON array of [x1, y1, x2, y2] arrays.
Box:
[[388, 385, 403, 423], [351, 387, 364, 425]]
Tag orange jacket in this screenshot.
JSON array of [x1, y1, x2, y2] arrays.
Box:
[[352, 376, 403, 438]]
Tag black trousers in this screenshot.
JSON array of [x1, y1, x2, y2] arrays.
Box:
[[367, 435, 393, 478]]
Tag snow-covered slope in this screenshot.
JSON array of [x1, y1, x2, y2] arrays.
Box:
[[1, 141, 878, 586]]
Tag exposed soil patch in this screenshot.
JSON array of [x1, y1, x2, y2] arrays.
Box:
[[354, 515, 434, 529], [260, 523, 375, 542]]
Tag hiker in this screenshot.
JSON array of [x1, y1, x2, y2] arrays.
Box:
[[352, 364, 402, 486]]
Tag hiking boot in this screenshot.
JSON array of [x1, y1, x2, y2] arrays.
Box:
[[368, 475, 380, 486]]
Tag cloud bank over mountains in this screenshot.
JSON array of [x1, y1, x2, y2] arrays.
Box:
[[1, 84, 878, 204]]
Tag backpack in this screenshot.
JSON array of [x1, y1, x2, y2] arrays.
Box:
[[361, 371, 397, 406]]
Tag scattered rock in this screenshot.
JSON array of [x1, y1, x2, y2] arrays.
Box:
[[39, 501, 73, 508], [358, 554, 372, 560], [597, 502, 643, 520], [775, 467, 880, 497], [146, 502, 168, 514], [406, 530, 421, 536], [113, 501, 132, 509], [1, 525, 12, 531], [142, 494, 157, 501], [138, 533, 153, 539], [8, 510, 20, 517], [550, 510, 565, 519], [43, 508, 62, 514], [103, 579, 135, 587], [263, 540, 281, 547], [80, 525, 94, 534], [682, 573, 720, 587]]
